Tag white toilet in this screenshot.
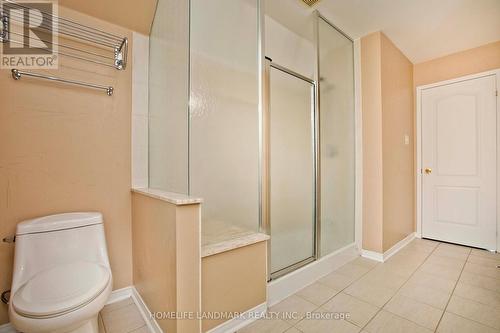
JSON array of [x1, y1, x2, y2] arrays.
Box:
[[9, 212, 113, 333]]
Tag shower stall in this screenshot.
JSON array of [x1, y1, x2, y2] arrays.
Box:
[[149, 0, 355, 280]]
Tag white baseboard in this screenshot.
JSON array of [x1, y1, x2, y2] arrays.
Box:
[[106, 286, 135, 304], [129, 287, 162, 333], [383, 232, 416, 261], [360, 249, 384, 262], [267, 243, 359, 307], [361, 232, 416, 263], [0, 287, 161, 333], [205, 302, 267, 333]]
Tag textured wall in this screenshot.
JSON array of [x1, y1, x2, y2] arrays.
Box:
[[0, 6, 134, 324]]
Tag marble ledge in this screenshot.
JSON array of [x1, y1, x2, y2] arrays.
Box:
[[132, 188, 203, 206], [202, 232, 270, 258]]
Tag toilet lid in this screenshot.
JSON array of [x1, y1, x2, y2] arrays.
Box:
[[13, 262, 110, 318]]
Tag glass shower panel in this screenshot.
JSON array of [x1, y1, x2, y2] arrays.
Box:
[[269, 66, 315, 275], [190, 0, 259, 233], [319, 18, 355, 255], [148, 0, 189, 193]]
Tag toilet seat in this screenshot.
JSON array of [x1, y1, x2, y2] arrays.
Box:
[[12, 262, 110, 319]]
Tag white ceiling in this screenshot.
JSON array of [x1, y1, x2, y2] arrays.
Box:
[[265, 0, 500, 63]]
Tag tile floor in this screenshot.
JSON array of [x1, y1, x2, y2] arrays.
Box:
[[99, 297, 150, 333], [239, 239, 500, 333]]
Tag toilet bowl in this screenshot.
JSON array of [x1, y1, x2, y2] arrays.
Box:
[[9, 212, 113, 333]]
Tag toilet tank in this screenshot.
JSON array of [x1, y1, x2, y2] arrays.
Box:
[[11, 212, 111, 293]]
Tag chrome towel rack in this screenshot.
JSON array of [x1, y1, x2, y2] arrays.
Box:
[[0, 0, 128, 70], [11, 69, 114, 96]]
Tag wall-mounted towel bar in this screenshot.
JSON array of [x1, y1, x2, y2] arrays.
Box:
[[0, 0, 128, 70], [11, 69, 114, 96]]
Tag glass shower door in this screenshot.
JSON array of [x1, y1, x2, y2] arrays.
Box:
[[268, 63, 316, 278], [318, 15, 355, 256]]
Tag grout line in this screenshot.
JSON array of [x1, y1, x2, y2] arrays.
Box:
[[128, 324, 149, 333], [291, 257, 381, 328], [101, 297, 134, 316], [358, 241, 441, 332], [444, 307, 500, 331], [432, 247, 471, 333]]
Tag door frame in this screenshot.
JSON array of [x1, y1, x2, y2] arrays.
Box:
[[415, 69, 500, 251], [263, 57, 318, 280]]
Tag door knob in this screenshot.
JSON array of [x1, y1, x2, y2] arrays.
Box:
[[424, 168, 432, 174]]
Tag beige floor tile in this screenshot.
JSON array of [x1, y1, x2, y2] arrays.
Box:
[[436, 312, 498, 333], [409, 238, 440, 248], [101, 297, 135, 315], [398, 282, 451, 309], [375, 260, 419, 278], [403, 243, 435, 253], [447, 295, 500, 330], [392, 251, 430, 264], [470, 249, 500, 260], [384, 294, 443, 330], [322, 292, 379, 327], [426, 255, 466, 269], [269, 295, 318, 325], [389, 250, 429, 264], [364, 310, 432, 333], [467, 255, 500, 268], [418, 262, 462, 281], [406, 270, 457, 294], [402, 245, 435, 256], [358, 268, 408, 291], [436, 243, 471, 255], [440, 242, 471, 250], [387, 256, 426, 269], [432, 249, 470, 261], [237, 318, 291, 333], [454, 282, 500, 308], [335, 262, 372, 280], [351, 257, 379, 269], [344, 279, 396, 307], [463, 261, 500, 280], [318, 271, 358, 291], [295, 281, 340, 306], [459, 271, 500, 293], [101, 303, 146, 333], [295, 310, 361, 333], [130, 326, 150, 333], [284, 327, 302, 333]]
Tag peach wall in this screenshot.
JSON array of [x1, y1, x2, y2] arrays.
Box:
[[131, 192, 201, 333], [361, 32, 415, 253], [414, 40, 500, 87], [380, 34, 415, 252], [201, 242, 267, 332], [0, 7, 133, 324], [361, 32, 384, 253], [59, 0, 157, 35]]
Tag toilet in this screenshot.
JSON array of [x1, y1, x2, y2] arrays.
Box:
[[9, 212, 113, 333]]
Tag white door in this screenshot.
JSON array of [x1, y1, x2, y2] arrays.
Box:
[[421, 75, 497, 250]]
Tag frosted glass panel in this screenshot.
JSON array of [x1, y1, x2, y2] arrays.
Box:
[[148, 0, 189, 193], [319, 18, 355, 255], [190, 0, 259, 232], [269, 67, 315, 274]]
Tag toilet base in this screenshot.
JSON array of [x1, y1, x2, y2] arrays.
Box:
[[66, 317, 98, 333]]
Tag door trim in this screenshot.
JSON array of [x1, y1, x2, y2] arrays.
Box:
[[415, 69, 500, 251], [263, 58, 318, 280]]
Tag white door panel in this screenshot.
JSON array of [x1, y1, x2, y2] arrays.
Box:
[[422, 75, 497, 250]]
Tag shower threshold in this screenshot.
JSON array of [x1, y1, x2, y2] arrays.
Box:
[[269, 256, 316, 281]]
